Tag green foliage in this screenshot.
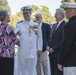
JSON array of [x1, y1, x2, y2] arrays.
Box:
[[0, 0, 11, 14], [9, 12, 23, 29], [38, 5, 55, 23], [61, 0, 76, 2], [29, 5, 39, 12], [10, 5, 55, 28]]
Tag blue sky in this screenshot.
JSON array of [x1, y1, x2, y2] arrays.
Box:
[[8, 0, 61, 15]]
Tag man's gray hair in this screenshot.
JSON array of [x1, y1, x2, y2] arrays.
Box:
[[0, 10, 8, 21], [35, 13, 42, 18], [56, 8, 65, 17]]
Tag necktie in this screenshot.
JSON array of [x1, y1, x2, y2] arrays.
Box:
[[53, 23, 58, 32]]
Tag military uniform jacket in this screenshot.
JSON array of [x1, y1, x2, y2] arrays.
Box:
[[15, 20, 42, 58], [58, 16, 76, 67]]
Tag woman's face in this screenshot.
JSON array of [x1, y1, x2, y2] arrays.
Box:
[[5, 15, 10, 23]]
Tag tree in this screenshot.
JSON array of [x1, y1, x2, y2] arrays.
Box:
[[0, 0, 11, 14], [38, 5, 55, 23], [10, 12, 23, 29], [31, 5, 55, 23], [29, 5, 39, 12], [61, 0, 76, 3], [10, 5, 55, 28]]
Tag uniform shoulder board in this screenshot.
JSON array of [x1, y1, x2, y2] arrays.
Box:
[[33, 20, 37, 22], [17, 20, 23, 24]]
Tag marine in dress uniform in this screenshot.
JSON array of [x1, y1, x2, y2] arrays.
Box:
[[58, 2, 76, 75], [15, 6, 42, 75]]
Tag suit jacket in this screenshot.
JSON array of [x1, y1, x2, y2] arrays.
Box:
[[49, 20, 66, 58], [58, 16, 76, 67], [41, 22, 51, 52]]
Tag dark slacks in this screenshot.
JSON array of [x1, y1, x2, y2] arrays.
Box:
[[0, 57, 14, 75], [50, 57, 63, 75]]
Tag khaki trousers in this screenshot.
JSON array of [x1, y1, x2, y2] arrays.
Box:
[[36, 51, 49, 75]]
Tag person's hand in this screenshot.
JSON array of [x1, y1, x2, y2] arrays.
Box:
[[16, 30, 21, 35], [46, 46, 50, 50], [37, 50, 42, 56], [58, 64, 63, 71], [16, 42, 20, 47], [18, 43, 20, 47], [47, 48, 54, 53]]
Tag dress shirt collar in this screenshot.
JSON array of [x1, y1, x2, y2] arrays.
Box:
[[57, 19, 64, 28], [38, 22, 42, 28], [58, 19, 64, 25]]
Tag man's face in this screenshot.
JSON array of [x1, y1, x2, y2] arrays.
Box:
[[35, 16, 42, 23], [65, 8, 72, 19], [55, 11, 63, 22], [23, 12, 31, 21]]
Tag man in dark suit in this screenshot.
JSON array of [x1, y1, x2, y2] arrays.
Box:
[[35, 13, 51, 75], [47, 8, 66, 75], [58, 2, 76, 75]]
